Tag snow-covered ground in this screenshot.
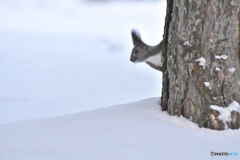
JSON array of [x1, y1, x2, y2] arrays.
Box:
[[0, 0, 165, 123], [0, 98, 239, 160], [1, 1, 239, 159]]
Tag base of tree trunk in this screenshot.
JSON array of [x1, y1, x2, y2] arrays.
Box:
[[161, 0, 240, 130]]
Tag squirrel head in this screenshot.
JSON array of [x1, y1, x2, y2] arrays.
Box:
[[130, 29, 149, 62]]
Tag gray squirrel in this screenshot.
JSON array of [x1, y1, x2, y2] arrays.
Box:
[[130, 29, 164, 72]]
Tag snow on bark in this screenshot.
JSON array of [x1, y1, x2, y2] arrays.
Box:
[[204, 82, 211, 89], [215, 55, 228, 60], [210, 101, 240, 129], [228, 68, 236, 73], [183, 41, 193, 46], [195, 57, 206, 69]]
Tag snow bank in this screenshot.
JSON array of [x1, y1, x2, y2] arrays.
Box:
[[0, 98, 239, 160]]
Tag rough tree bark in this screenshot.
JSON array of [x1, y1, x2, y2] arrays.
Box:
[[161, 0, 240, 130]]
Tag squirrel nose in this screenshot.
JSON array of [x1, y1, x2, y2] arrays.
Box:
[[130, 57, 135, 62]]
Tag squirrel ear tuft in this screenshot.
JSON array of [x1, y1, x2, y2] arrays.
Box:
[[131, 29, 143, 46]]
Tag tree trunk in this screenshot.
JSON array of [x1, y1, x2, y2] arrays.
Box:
[[161, 0, 240, 130]]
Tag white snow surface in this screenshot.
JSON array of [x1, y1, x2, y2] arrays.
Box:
[[195, 57, 206, 69], [210, 101, 240, 129], [0, 97, 240, 160]]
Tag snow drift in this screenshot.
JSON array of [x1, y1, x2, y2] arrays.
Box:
[[0, 98, 239, 160]]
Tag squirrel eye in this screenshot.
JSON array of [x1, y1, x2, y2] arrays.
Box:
[[135, 50, 138, 54]]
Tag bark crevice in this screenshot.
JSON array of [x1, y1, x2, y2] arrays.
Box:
[[221, 76, 227, 107], [161, 0, 173, 111]]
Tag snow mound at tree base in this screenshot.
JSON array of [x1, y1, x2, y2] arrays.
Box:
[[0, 98, 239, 160]]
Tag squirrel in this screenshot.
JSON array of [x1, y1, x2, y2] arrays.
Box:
[[130, 29, 164, 72]]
